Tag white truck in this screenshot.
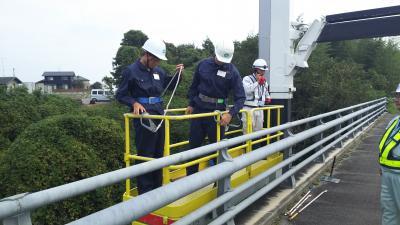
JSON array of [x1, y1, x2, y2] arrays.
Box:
[[90, 89, 112, 104]]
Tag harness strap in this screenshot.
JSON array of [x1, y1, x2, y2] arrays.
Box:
[[137, 97, 162, 104]]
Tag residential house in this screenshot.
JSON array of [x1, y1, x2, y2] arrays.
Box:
[[0, 77, 23, 89], [35, 79, 49, 93], [41, 71, 75, 90], [38, 71, 90, 92], [76, 76, 90, 90]]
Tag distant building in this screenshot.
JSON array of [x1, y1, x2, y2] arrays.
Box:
[[38, 71, 90, 92], [42, 71, 75, 90], [0, 77, 23, 89], [76, 76, 90, 90], [35, 79, 50, 93], [23, 82, 36, 93]]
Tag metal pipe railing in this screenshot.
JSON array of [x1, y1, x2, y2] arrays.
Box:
[[66, 100, 386, 225], [209, 107, 385, 225], [0, 98, 386, 223], [174, 105, 385, 225], [0, 107, 282, 220]]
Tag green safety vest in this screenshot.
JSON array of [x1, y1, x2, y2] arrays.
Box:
[[379, 117, 400, 169]]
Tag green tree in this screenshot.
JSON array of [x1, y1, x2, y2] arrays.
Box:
[[121, 30, 148, 47], [232, 35, 258, 75], [327, 41, 356, 62], [201, 37, 214, 57], [167, 43, 205, 68], [108, 30, 148, 87], [293, 43, 384, 119], [327, 39, 400, 96], [111, 45, 140, 85], [102, 76, 114, 94], [90, 81, 103, 89]]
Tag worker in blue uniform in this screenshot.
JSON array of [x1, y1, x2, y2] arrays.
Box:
[[185, 39, 245, 175], [380, 83, 400, 225], [116, 38, 184, 194]]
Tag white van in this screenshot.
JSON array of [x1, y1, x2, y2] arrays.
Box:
[[90, 89, 111, 104]]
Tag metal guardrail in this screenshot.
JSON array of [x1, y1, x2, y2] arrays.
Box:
[[0, 98, 386, 225]]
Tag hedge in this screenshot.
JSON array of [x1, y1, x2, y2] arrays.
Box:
[[0, 114, 125, 224]]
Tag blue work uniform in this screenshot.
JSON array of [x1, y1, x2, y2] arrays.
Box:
[[116, 59, 179, 194], [187, 57, 245, 175]]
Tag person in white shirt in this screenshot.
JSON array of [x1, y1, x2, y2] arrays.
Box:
[[241, 59, 271, 134]]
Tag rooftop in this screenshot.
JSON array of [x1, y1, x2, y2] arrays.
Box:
[[0, 77, 22, 85], [76, 76, 89, 81], [42, 71, 75, 77]]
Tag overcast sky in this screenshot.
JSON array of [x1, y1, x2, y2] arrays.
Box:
[[1, 0, 399, 83]]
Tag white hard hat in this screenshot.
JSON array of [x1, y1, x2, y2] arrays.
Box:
[[252, 59, 269, 71], [214, 40, 234, 63], [142, 38, 167, 60], [396, 83, 400, 93]]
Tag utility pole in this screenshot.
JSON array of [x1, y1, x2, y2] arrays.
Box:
[[13, 68, 15, 77]]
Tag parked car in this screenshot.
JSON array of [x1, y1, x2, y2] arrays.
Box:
[[90, 89, 112, 104]]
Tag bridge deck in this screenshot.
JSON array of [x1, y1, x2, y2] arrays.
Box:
[[237, 113, 393, 225], [279, 114, 393, 225]]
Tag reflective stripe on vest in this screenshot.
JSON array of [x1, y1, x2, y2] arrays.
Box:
[[379, 118, 400, 168]]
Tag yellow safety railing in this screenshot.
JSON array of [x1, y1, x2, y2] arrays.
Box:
[[124, 105, 284, 194]]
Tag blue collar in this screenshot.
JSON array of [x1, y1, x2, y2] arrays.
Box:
[[206, 57, 229, 71]]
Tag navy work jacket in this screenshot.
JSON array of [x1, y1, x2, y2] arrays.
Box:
[[188, 57, 245, 116], [116, 59, 179, 114]]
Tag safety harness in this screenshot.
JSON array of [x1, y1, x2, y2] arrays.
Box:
[[140, 67, 183, 133]]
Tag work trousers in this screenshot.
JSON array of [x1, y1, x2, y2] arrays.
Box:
[[187, 108, 225, 175], [133, 117, 164, 194], [381, 167, 400, 225]]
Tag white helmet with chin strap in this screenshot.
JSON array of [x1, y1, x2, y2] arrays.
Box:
[[252, 59, 269, 71], [142, 38, 167, 60], [214, 40, 234, 63]]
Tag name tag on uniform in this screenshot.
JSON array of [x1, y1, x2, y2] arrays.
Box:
[[153, 73, 160, 80], [217, 70, 226, 78]]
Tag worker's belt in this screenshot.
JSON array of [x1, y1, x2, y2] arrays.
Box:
[[199, 93, 226, 104], [244, 100, 264, 107], [244, 104, 258, 108], [137, 97, 162, 104]]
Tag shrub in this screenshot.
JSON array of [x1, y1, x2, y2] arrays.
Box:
[[0, 88, 80, 142], [0, 114, 124, 224]]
